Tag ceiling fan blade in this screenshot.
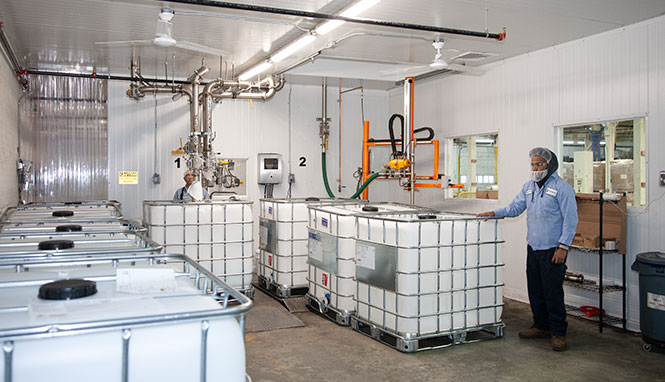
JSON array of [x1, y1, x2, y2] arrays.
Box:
[[379, 65, 429, 76], [447, 63, 485, 76], [95, 40, 153, 47], [175, 41, 229, 57]]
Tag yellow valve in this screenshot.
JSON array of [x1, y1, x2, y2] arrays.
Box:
[[388, 158, 411, 170]]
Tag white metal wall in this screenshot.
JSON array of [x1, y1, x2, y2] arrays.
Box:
[[393, 15, 665, 331], [0, 56, 21, 212]]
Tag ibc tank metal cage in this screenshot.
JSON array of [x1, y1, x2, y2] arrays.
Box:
[[349, 212, 505, 352], [0, 230, 162, 264], [142, 200, 254, 298], [1, 201, 123, 222], [257, 197, 364, 298], [0, 253, 252, 382], [0, 218, 146, 234], [305, 202, 436, 326]]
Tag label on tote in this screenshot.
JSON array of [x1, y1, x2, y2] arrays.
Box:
[[118, 171, 138, 185], [647, 292, 665, 311]]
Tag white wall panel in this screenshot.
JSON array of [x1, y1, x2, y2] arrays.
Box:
[[0, 57, 21, 212], [395, 15, 665, 331]]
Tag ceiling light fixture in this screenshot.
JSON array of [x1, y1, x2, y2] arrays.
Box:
[[238, 61, 272, 80], [270, 34, 317, 63], [315, 0, 382, 35]]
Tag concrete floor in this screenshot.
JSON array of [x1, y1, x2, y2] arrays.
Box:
[[245, 296, 665, 382]]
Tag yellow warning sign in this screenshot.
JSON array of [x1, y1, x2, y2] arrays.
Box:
[[118, 171, 138, 185]]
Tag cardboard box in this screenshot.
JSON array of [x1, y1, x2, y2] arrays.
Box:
[[476, 190, 498, 200], [572, 234, 584, 247], [575, 193, 627, 254], [583, 235, 600, 249]]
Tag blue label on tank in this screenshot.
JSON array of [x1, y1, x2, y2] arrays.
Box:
[[321, 217, 328, 227], [309, 232, 319, 240], [268, 206, 273, 214]]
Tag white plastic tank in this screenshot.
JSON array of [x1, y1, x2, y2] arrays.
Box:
[[2, 201, 123, 221], [258, 197, 360, 297], [0, 218, 146, 234], [0, 253, 251, 382], [353, 212, 504, 336], [0, 231, 161, 263], [306, 202, 430, 320], [143, 200, 253, 295]]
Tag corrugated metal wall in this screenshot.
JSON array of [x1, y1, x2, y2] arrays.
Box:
[[19, 75, 108, 202], [0, 55, 21, 212], [397, 15, 665, 330], [107, 82, 390, 219]]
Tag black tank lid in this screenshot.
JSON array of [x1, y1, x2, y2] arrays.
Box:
[[38, 240, 75, 250], [417, 214, 437, 220], [64, 201, 82, 205], [38, 279, 97, 300], [305, 197, 320, 202], [55, 224, 83, 232], [362, 206, 379, 212], [52, 210, 74, 217]]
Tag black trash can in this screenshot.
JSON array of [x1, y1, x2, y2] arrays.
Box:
[[631, 252, 665, 352]]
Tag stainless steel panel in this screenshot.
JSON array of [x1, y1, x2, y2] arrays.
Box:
[[307, 230, 337, 274], [355, 239, 396, 292], [259, 218, 277, 254]]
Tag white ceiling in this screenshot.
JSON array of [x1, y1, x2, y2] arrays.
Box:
[[1, 0, 665, 86]]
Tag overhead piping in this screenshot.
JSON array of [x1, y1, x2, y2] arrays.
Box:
[[163, 0, 506, 40], [0, 22, 27, 87]]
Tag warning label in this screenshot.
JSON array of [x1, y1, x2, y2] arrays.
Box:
[[118, 171, 138, 185], [647, 292, 665, 311]]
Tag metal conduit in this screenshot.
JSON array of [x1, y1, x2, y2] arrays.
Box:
[[163, 0, 505, 40]]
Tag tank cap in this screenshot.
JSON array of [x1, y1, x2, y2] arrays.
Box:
[[362, 206, 379, 212], [38, 240, 75, 251], [52, 210, 74, 217], [38, 279, 97, 300], [305, 197, 320, 202], [55, 225, 83, 232], [417, 214, 437, 220], [64, 201, 82, 205]]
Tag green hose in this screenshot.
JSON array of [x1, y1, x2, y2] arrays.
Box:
[[321, 151, 336, 198], [351, 172, 381, 199]]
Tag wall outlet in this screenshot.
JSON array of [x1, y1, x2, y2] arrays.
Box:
[[660, 171, 665, 187]]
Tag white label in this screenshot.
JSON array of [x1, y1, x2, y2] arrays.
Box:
[[647, 292, 665, 311], [259, 225, 268, 246], [620, 174, 628, 179], [356, 243, 376, 270], [546, 187, 558, 197], [116, 268, 177, 294], [309, 237, 323, 262], [526, 189, 533, 195]]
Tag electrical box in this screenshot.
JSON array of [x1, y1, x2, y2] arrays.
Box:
[[257, 153, 282, 184], [573, 151, 594, 193]]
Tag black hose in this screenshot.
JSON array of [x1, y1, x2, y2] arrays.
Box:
[[388, 114, 404, 158], [414, 127, 434, 141]]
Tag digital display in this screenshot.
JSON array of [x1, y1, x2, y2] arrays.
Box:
[[264, 158, 279, 170]]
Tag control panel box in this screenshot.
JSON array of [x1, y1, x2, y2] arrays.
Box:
[[258, 153, 282, 184]]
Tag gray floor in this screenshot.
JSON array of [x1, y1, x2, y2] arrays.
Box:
[[245, 297, 665, 382]]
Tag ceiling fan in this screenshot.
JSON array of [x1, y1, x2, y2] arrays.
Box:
[[95, 8, 229, 57], [380, 39, 485, 77]]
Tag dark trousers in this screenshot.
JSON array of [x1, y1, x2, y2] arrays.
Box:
[[526, 245, 568, 336]]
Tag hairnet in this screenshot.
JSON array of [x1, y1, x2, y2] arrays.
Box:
[[529, 147, 559, 186], [529, 147, 553, 163]]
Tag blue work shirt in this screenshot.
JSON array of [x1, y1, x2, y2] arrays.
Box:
[[494, 173, 578, 250]]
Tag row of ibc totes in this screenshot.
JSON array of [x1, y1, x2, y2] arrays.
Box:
[[142, 199, 254, 297], [0, 200, 252, 381], [307, 202, 506, 352]]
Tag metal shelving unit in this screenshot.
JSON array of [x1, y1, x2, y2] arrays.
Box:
[[566, 192, 627, 332]]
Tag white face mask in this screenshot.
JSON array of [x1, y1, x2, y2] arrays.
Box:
[[531, 169, 548, 182]]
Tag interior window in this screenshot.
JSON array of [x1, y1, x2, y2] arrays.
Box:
[[449, 134, 498, 199]]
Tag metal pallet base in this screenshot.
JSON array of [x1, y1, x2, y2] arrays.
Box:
[[643, 336, 665, 353], [239, 285, 255, 299], [350, 316, 505, 353], [256, 275, 308, 299], [305, 294, 353, 326]]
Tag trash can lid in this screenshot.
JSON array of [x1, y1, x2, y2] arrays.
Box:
[[635, 252, 665, 266]]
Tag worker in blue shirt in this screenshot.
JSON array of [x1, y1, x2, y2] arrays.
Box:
[[173, 170, 211, 201], [478, 147, 578, 351]]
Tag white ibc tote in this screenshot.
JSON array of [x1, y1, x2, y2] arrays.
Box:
[[257, 197, 361, 298], [2, 201, 123, 222], [0, 218, 146, 234], [351, 212, 505, 352], [143, 200, 253, 296], [0, 231, 161, 264], [0, 253, 252, 382], [306, 202, 427, 325]]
